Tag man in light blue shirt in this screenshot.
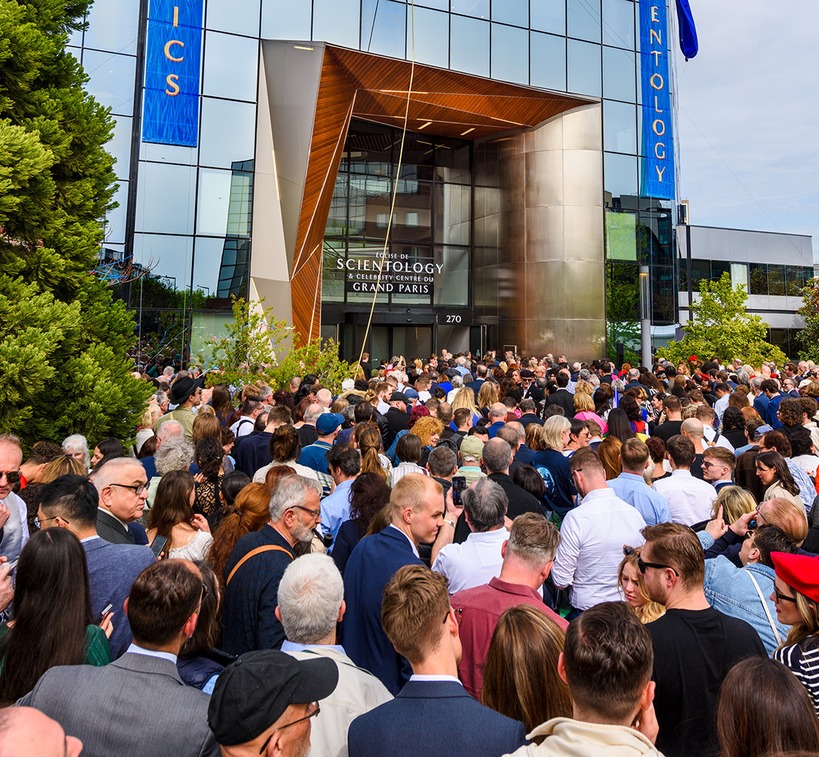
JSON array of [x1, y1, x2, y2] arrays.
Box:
[[608, 438, 671, 526], [321, 445, 360, 547]]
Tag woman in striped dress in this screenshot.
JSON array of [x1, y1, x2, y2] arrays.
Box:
[[770, 551, 819, 715]]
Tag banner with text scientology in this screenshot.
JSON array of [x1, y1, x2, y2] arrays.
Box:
[[639, 0, 675, 200], [142, 0, 204, 146]]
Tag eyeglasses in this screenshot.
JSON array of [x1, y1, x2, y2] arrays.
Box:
[[109, 482, 148, 495], [701, 461, 723, 470], [291, 504, 321, 520], [0, 470, 20, 484], [773, 587, 797, 604], [34, 514, 68, 528], [258, 704, 320, 753], [637, 557, 679, 576]]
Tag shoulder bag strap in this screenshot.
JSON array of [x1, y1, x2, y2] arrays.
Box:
[[226, 545, 293, 587], [745, 569, 782, 646]]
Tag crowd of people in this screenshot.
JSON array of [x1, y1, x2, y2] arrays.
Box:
[[3, 350, 819, 756]]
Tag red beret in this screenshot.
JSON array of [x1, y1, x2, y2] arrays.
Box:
[[771, 552, 819, 603]]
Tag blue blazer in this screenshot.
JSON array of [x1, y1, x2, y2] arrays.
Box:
[[348, 680, 527, 757], [83, 538, 156, 658], [341, 527, 423, 694]]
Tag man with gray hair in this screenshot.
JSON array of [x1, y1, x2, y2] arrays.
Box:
[[432, 478, 509, 593], [451, 513, 567, 699], [92, 457, 150, 545], [277, 554, 392, 756], [222, 475, 323, 655], [486, 403, 508, 438], [139, 418, 184, 480]]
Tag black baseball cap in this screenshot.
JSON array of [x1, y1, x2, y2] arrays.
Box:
[[208, 650, 339, 746]]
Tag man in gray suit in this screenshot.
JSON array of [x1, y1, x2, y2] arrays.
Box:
[[19, 560, 219, 757]]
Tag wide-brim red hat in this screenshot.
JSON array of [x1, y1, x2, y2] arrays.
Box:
[[771, 552, 819, 603]]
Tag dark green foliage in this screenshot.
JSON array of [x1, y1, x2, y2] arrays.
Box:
[[0, 0, 151, 448]]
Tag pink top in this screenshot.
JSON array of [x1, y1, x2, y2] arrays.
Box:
[[574, 411, 608, 435]]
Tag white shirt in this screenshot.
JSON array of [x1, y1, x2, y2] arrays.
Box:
[[552, 488, 646, 611], [653, 470, 716, 526], [432, 528, 509, 594], [253, 459, 319, 484], [703, 425, 734, 452], [230, 415, 256, 438], [714, 394, 730, 424]]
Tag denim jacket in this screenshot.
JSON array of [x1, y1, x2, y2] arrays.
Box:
[[703, 555, 786, 655]]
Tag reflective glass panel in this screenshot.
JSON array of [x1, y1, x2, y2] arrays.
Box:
[[199, 98, 256, 169], [135, 162, 197, 235], [416, 0, 448, 9], [786, 265, 810, 296], [603, 99, 636, 154], [322, 243, 346, 304], [749, 263, 767, 295], [530, 31, 566, 91], [261, 0, 311, 39], [567, 38, 601, 96], [450, 15, 490, 76], [312, 0, 361, 48], [603, 47, 635, 102], [531, 0, 565, 35], [82, 50, 136, 116], [132, 233, 194, 291], [207, 0, 260, 36], [567, 0, 601, 42], [434, 246, 469, 305], [602, 0, 634, 48], [434, 183, 471, 245], [362, 0, 405, 57], [196, 168, 233, 236], [491, 23, 528, 84], [84, 0, 140, 54], [603, 151, 637, 198], [109, 116, 133, 180], [203, 33, 258, 102], [452, 0, 489, 18], [390, 244, 434, 305], [410, 7, 449, 68], [139, 141, 198, 165], [492, 0, 527, 26], [104, 180, 129, 245], [768, 264, 785, 296], [193, 236, 229, 297]]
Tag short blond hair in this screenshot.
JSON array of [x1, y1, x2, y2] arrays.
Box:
[[390, 474, 442, 517]]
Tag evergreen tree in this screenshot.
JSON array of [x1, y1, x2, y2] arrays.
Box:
[[0, 0, 150, 447], [657, 273, 786, 367], [796, 278, 819, 363]]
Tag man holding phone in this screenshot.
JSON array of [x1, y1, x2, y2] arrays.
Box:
[[37, 474, 155, 658]]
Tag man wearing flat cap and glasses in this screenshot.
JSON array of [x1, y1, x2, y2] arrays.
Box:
[[155, 375, 204, 440]]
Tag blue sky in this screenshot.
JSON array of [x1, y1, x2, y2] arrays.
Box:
[[673, 1, 819, 261]]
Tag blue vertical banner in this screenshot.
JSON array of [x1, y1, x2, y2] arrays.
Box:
[[142, 0, 204, 146], [639, 0, 675, 200]]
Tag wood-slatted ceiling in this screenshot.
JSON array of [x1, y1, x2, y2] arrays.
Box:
[[289, 43, 591, 344]]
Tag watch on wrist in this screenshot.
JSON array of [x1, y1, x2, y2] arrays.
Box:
[[444, 518, 456, 529]]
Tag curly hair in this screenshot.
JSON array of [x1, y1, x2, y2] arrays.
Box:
[[195, 436, 224, 481], [411, 416, 444, 447]]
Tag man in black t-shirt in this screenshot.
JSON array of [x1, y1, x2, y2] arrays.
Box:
[[650, 395, 683, 443], [641, 522, 766, 757]]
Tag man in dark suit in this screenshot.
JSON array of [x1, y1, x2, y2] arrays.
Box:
[[18, 560, 219, 757], [223, 475, 321, 655], [347, 565, 527, 757], [384, 392, 410, 449], [543, 371, 575, 418], [91, 457, 150, 545], [519, 369, 544, 404], [342, 474, 454, 694], [37, 474, 156, 658], [517, 398, 544, 429], [482, 438, 544, 519]]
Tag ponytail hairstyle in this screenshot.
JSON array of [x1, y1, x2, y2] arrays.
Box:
[[355, 423, 388, 484]]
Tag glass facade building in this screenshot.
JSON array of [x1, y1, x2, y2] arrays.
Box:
[[74, 0, 677, 364]]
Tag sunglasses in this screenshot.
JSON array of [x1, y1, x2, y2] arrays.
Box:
[[0, 470, 20, 484]]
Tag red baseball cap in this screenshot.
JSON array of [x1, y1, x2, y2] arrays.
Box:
[[771, 552, 819, 603]]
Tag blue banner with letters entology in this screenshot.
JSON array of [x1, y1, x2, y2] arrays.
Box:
[[639, 0, 675, 200], [142, 0, 203, 146]]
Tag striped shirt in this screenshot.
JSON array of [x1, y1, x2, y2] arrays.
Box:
[[774, 636, 819, 716]]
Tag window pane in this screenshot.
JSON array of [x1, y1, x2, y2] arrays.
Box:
[[135, 162, 197, 234], [390, 244, 433, 305], [312, 0, 361, 48], [207, 0, 260, 36], [602, 0, 634, 48], [531, 0, 565, 35], [199, 98, 256, 169], [193, 236, 232, 298], [82, 50, 136, 116], [261, 0, 311, 38], [416, 0, 448, 9], [604, 152, 637, 198], [530, 31, 566, 91], [603, 100, 635, 153], [434, 183, 471, 245], [84, 0, 140, 54], [450, 15, 490, 76], [711, 260, 730, 282], [362, 0, 405, 57], [133, 234, 194, 292], [109, 116, 133, 180], [567, 38, 601, 96], [434, 246, 469, 305], [452, 0, 489, 18], [602, 47, 635, 102], [768, 264, 785, 296], [197, 168, 230, 236], [104, 181, 129, 245], [749, 263, 768, 295], [567, 0, 601, 42], [492, 0, 527, 26], [786, 265, 808, 296], [203, 33, 258, 102], [491, 23, 528, 84], [322, 244, 346, 304], [139, 142, 198, 166], [690, 259, 710, 291], [410, 7, 449, 68]]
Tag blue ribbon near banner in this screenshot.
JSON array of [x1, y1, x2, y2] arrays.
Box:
[[639, 0, 675, 200], [142, 0, 204, 146], [675, 0, 699, 60]]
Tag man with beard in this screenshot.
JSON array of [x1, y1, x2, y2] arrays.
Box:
[[222, 476, 322, 655]]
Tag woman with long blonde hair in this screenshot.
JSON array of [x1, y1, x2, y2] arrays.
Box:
[[451, 386, 480, 425], [619, 547, 665, 623], [477, 381, 499, 416]]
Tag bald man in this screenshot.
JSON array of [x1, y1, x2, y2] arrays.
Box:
[[0, 707, 83, 757]]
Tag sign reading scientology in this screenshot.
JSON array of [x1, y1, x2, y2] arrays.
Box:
[[142, 0, 204, 146], [639, 0, 675, 200], [338, 250, 440, 296]]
